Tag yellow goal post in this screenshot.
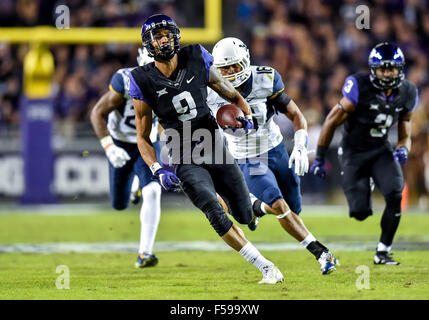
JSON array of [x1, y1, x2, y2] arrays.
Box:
[[0, 0, 222, 98]]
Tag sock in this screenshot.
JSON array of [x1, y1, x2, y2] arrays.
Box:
[[138, 182, 161, 255], [379, 203, 401, 248], [260, 202, 267, 214], [306, 240, 328, 260], [131, 175, 140, 193], [239, 242, 273, 272], [376, 242, 392, 253], [300, 233, 316, 248]]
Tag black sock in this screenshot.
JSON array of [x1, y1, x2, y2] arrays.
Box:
[[380, 207, 401, 246], [306, 241, 328, 260]]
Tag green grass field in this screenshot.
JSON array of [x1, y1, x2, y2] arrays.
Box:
[[1, 206, 428, 300]]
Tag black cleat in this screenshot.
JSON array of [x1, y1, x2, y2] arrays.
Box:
[[248, 215, 259, 231], [248, 195, 266, 231], [130, 189, 142, 205], [252, 199, 266, 218], [374, 251, 400, 265], [135, 253, 158, 268]]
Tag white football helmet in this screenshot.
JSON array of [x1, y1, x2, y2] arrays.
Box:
[[212, 37, 251, 88], [137, 47, 154, 66]]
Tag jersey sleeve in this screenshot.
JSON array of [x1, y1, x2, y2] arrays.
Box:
[[267, 69, 291, 113], [127, 70, 151, 106], [342, 75, 359, 106], [272, 69, 285, 95], [109, 72, 125, 95], [198, 44, 214, 83], [405, 84, 418, 112]]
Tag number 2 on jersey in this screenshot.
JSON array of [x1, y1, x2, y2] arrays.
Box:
[[370, 113, 393, 137]]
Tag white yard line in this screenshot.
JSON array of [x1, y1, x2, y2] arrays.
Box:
[[0, 204, 427, 217], [0, 241, 428, 253]]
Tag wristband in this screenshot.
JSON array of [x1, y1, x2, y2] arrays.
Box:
[[100, 136, 114, 150], [150, 162, 162, 175], [315, 145, 328, 161]]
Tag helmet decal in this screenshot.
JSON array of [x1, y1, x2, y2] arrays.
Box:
[[368, 42, 405, 90]]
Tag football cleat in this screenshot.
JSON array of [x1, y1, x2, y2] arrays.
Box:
[[369, 177, 375, 193], [374, 251, 400, 265], [248, 193, 266, 231], [318, 251, 338, 275], [130, 189, 142, 205], [135, 253, 158, 268], [258, 265, 284, 284], [248, 216, 259, 231]]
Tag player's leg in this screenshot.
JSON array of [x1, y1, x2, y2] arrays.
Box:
[[210, 163, 254, 225], [268, 144, 303, 214], [236, 157, 282, 230], [108, 140, 136, 210], [371, 149, 404, 265], [177, 163, 283, 284], [340, 149, 373, 221], [239, 155, 337, 274], [129, 175, 142, 205], [134, 142, 162, 268]]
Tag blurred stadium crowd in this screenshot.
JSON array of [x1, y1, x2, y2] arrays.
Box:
[[0, 0, 428, 206]]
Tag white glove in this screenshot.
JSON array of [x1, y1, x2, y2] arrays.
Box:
[[101, 136, 131, 168], [288, 129, 309, 176], [137, 47, 154, 66]]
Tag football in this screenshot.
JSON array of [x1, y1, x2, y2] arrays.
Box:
[[216, 104, 244, 129]]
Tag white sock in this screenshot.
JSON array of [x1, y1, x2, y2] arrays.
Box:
[[300, 233, 317, 248], [138, 182, 161, 255], [377, 242, 392, 252], [239, 242, 274, 272], [131, 175, 140, 193], [260, 202, 267, 214]]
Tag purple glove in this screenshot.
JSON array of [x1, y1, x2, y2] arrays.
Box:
[[309, 159, 326, 178], [153, 168, 181, 192], [393, 146, 408, 164], [237, 116, 254, 132]]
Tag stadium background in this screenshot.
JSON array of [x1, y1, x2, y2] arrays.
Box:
[[0, 0, 428, 209]]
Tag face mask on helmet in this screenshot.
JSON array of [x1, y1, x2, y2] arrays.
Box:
[[212, 37, 251, 88], [368, 42, 405, 90], [141, 14, 181, 61]]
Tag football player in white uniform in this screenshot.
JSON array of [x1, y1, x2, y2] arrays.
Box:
[[90, 48, 162, 268], [207, 37, 338, 274]]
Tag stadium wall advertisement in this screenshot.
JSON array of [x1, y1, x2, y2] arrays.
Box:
[[0, 153, 109, 199]]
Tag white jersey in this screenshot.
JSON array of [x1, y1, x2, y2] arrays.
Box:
[[107, 67, 158, 144], [207, 65, 284, 159]]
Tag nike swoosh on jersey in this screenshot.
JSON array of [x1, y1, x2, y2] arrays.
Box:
[[186, 76, 195, 84]]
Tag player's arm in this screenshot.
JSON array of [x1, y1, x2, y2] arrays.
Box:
[[284, 99, 307, 131], [90, 90, 124, 140], [310, 97, 355, 177], [90, 90, 131, 168], [208, 65, 252, 118], [268, 70, 309, 175], [316, 97, 355, 156], [133, 99, 158, 168], [392, 111, 413, 164], [134, 99, 180, 191], [397, 112, 412, 152]]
